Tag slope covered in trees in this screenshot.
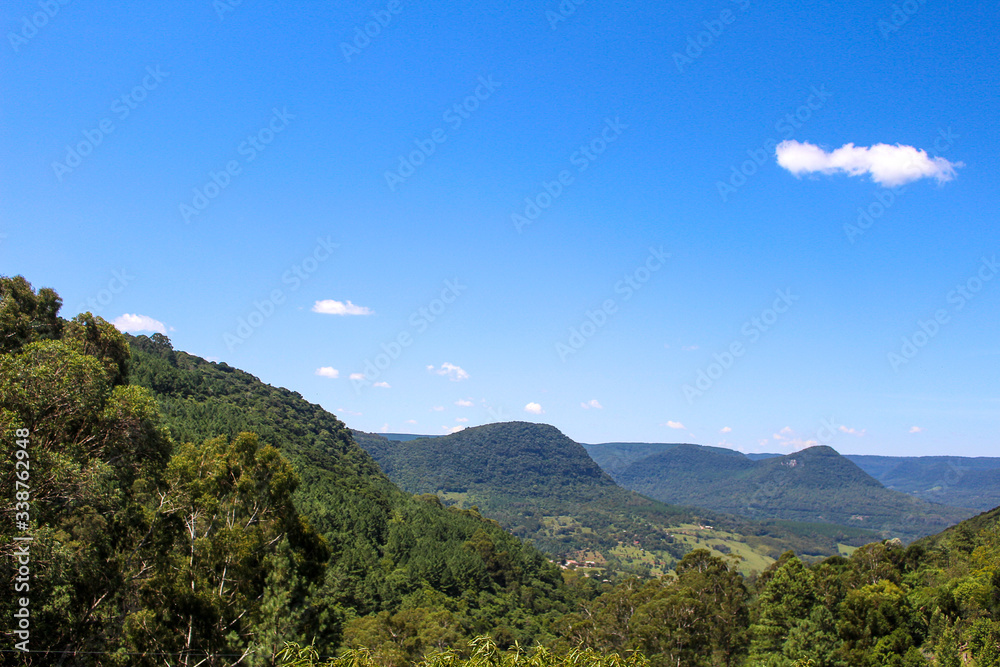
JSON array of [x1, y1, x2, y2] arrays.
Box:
[[281, 504, 1000, 667], [354, 425, 879, 574], [847, 454, 1000, 511], [592, 442, 972, 542], [126, 333, 586, 660], [533, 504, 1000, 666], [0, 277, 578, 665], [5, 275, 997, 667]]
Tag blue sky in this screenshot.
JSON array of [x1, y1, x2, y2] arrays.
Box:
[[3, 0, 998, 456]]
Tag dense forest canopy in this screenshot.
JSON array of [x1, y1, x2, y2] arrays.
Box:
[[1, 275, 998, 666], [594, 442, 974, 542]]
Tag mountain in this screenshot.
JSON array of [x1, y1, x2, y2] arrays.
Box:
[[846, 454, 1000, 511], [542, 501, 1000, 667], [695, 449, 1000, 512], [381, 432, 438, 442], [354, 423, 881, 574], [356, 422, 618, 500], [603, 442, 973, 542], [125, 334, 581, 656]]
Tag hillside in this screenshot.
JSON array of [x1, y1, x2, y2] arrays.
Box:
[[126, 334, 580, 651], [696, 450, 1000, 512], [583, 441, 737, 478], [608, 442, 973, 542], [847, 454, 1000, 511], [532, 501, 1000, 667], [354, 424, 879, 575], [5, 277, 998, 667]]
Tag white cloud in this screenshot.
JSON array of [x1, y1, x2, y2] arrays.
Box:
[[524, 402, 544, 415], [665, 420, 685, 429], [444, 425, 465, 434], [373, 381, 391, 388], [682, 345, 700, 351], [720, 426, 732, 433], [315, 366, 339, 379], [349, 373, 365, 381], [581, 399, 603, 410], [838, 425, 866, 437], [336, 407, 362, 417], [455, 417, 468, 422], [776, 140, 963, 187], [312, 299, 374, 316], [774, 426, 794, 439], [455, 399, 474, 407], [379, 423, 389, 433], [431, 406, 445, 412], [112, 313, 167, 335], [770, 426, 819, 451], [428, 362, 469, 381], [405, 419, 417, 425], [909, 426, 923, 433]]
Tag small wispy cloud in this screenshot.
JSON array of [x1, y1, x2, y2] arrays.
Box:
[[838, 425, 866, 437], [349, 373, 365, 381], [112, 313, 167, 335], [581, 399, 603, 410], [379, 423, 389, 433], [682, 345, 700, 351], [524, 402, 544, 415], [774, 426, 794, 439], [720, 426, 732, 433], [427, 363, 469, 381], [312, 299, 374, 316], [909, 426, 923, 433], [455, 417, 468, 423], [405, 419, 417, 425], [444, 425, 465, 434], [776, 140, 963, 187], [431, 406, 445, 412], [771, 426, 818, 451], [337, 407, 362, 417], [665, 420, 685, 430], [373, 381, 390, 388], [315, 366, 339, 378], [455, 399, 473, 407]]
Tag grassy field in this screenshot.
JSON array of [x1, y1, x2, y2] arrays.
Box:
[[837, 542, 859, 557], [439, 499, 786, 577], [667, 523, 775, 574]]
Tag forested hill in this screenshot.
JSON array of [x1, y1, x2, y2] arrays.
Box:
[[583, 441, 728, 478], [4, 277, 999, 667], [0, 275, 588, 664], [847, 454, 1000, 511], [732, 451, 1000, 511], [357, 422, 618, 498], [354, 424, 881, 574], [353, 423, 694, 565], [125, 333, 582, 655], [608, 442, 973, 542]]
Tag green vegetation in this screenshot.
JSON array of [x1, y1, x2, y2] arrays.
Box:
[[277, 635, 650, 667], [594, 442, 972, 542], [356, 427, 884, 575], [3, 275, 997, 666], [0, 277, 578, 664], [848, 454, 1000, 511]]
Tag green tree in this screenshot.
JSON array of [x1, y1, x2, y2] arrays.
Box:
[[124, 432, 327, 666], [749, 554, 819, 659], [0, 275, 62, 353]]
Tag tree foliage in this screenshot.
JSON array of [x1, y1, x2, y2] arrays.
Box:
[[2, 276, 998, 666]]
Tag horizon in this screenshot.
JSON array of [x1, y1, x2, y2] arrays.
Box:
[[353, 424, 1000, 460], [4, 2, 998, 456]]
